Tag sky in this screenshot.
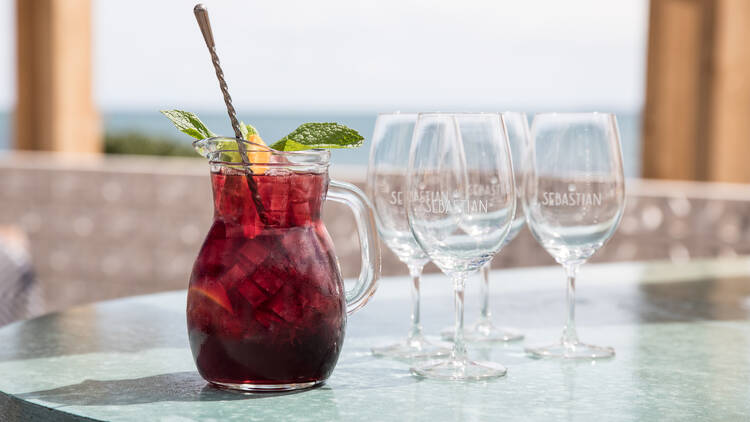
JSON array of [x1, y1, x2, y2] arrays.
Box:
[[0, 0, 649, 112]]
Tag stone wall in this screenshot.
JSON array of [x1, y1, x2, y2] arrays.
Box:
[[1, 152, 750, 315]]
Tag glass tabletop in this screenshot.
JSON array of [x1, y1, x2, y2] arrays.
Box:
[[0, 258, 749, 421]]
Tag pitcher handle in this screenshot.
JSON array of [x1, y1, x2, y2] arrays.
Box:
[[327, 180, 381, 315]]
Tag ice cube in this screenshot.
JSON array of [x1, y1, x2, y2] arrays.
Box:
[[252, 308, 285, 330], [249, 264, 286, 296], [258, 175, 290, 227], [215, 174, 249, 219], [280, 227, 324, 273], [222, 264, 248, 289], [237, 238, 271, 270], [290, 202, 312, 226], [278, 226, 340, 300], [266, 282, 310, 324], [233, 278, 269, 308], [289, 175, 310, 204], [263, 168, 293, 177]]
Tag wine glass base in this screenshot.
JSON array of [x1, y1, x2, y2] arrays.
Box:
[[371, 337, 452, 360], [410, 359, 507, 380], [525, 342, 615, 360], [441, 323, 524, 343]]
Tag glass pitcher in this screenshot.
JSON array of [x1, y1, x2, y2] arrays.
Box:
[[187, 137, 380, 392]]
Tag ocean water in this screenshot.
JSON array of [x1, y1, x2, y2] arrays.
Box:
[[0, 110, 641, 177]]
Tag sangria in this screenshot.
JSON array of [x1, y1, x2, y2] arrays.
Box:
[[188, 170, 346, 388], [163, 110, 379, 392]]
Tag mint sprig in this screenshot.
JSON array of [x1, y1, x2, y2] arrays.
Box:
[[160, 110, 216, 140], [160, 110, 364, 153], [270, 123, 364, 151]]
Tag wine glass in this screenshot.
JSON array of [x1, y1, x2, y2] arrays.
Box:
[[406, 113, 516, 380], [367, 112, 451, 359], [523, 112, 625, 359], [441, 112, 529, 343]]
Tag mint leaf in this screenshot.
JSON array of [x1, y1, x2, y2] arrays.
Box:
[[270, 123, 364, 151], [160, 110, 216, 140], [241, 122, 259, 138]]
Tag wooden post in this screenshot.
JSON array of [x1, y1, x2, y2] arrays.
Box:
[[705, 0, 750, 182], [643, 0, 750, 183], [643, 0, 713, 181], [15, 0, 101, 153]]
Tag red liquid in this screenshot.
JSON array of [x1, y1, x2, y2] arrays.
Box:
[[187, 170, 346, 388]]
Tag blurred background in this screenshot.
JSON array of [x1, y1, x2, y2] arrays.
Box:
[[0, 0, 647, 172], [1, 0, 749, 323]]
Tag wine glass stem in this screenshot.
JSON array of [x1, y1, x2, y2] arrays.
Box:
[[407, 263, 425, 342], [562, 262, 581, 346], [451, 272, 468, 362], [479, 263, 491, 323]]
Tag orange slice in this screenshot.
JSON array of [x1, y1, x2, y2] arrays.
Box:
[[189, 285, 233, 314], [245, 134, 272, 175]]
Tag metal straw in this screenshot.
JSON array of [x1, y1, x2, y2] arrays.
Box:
[[193, 4, 268, 224]]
